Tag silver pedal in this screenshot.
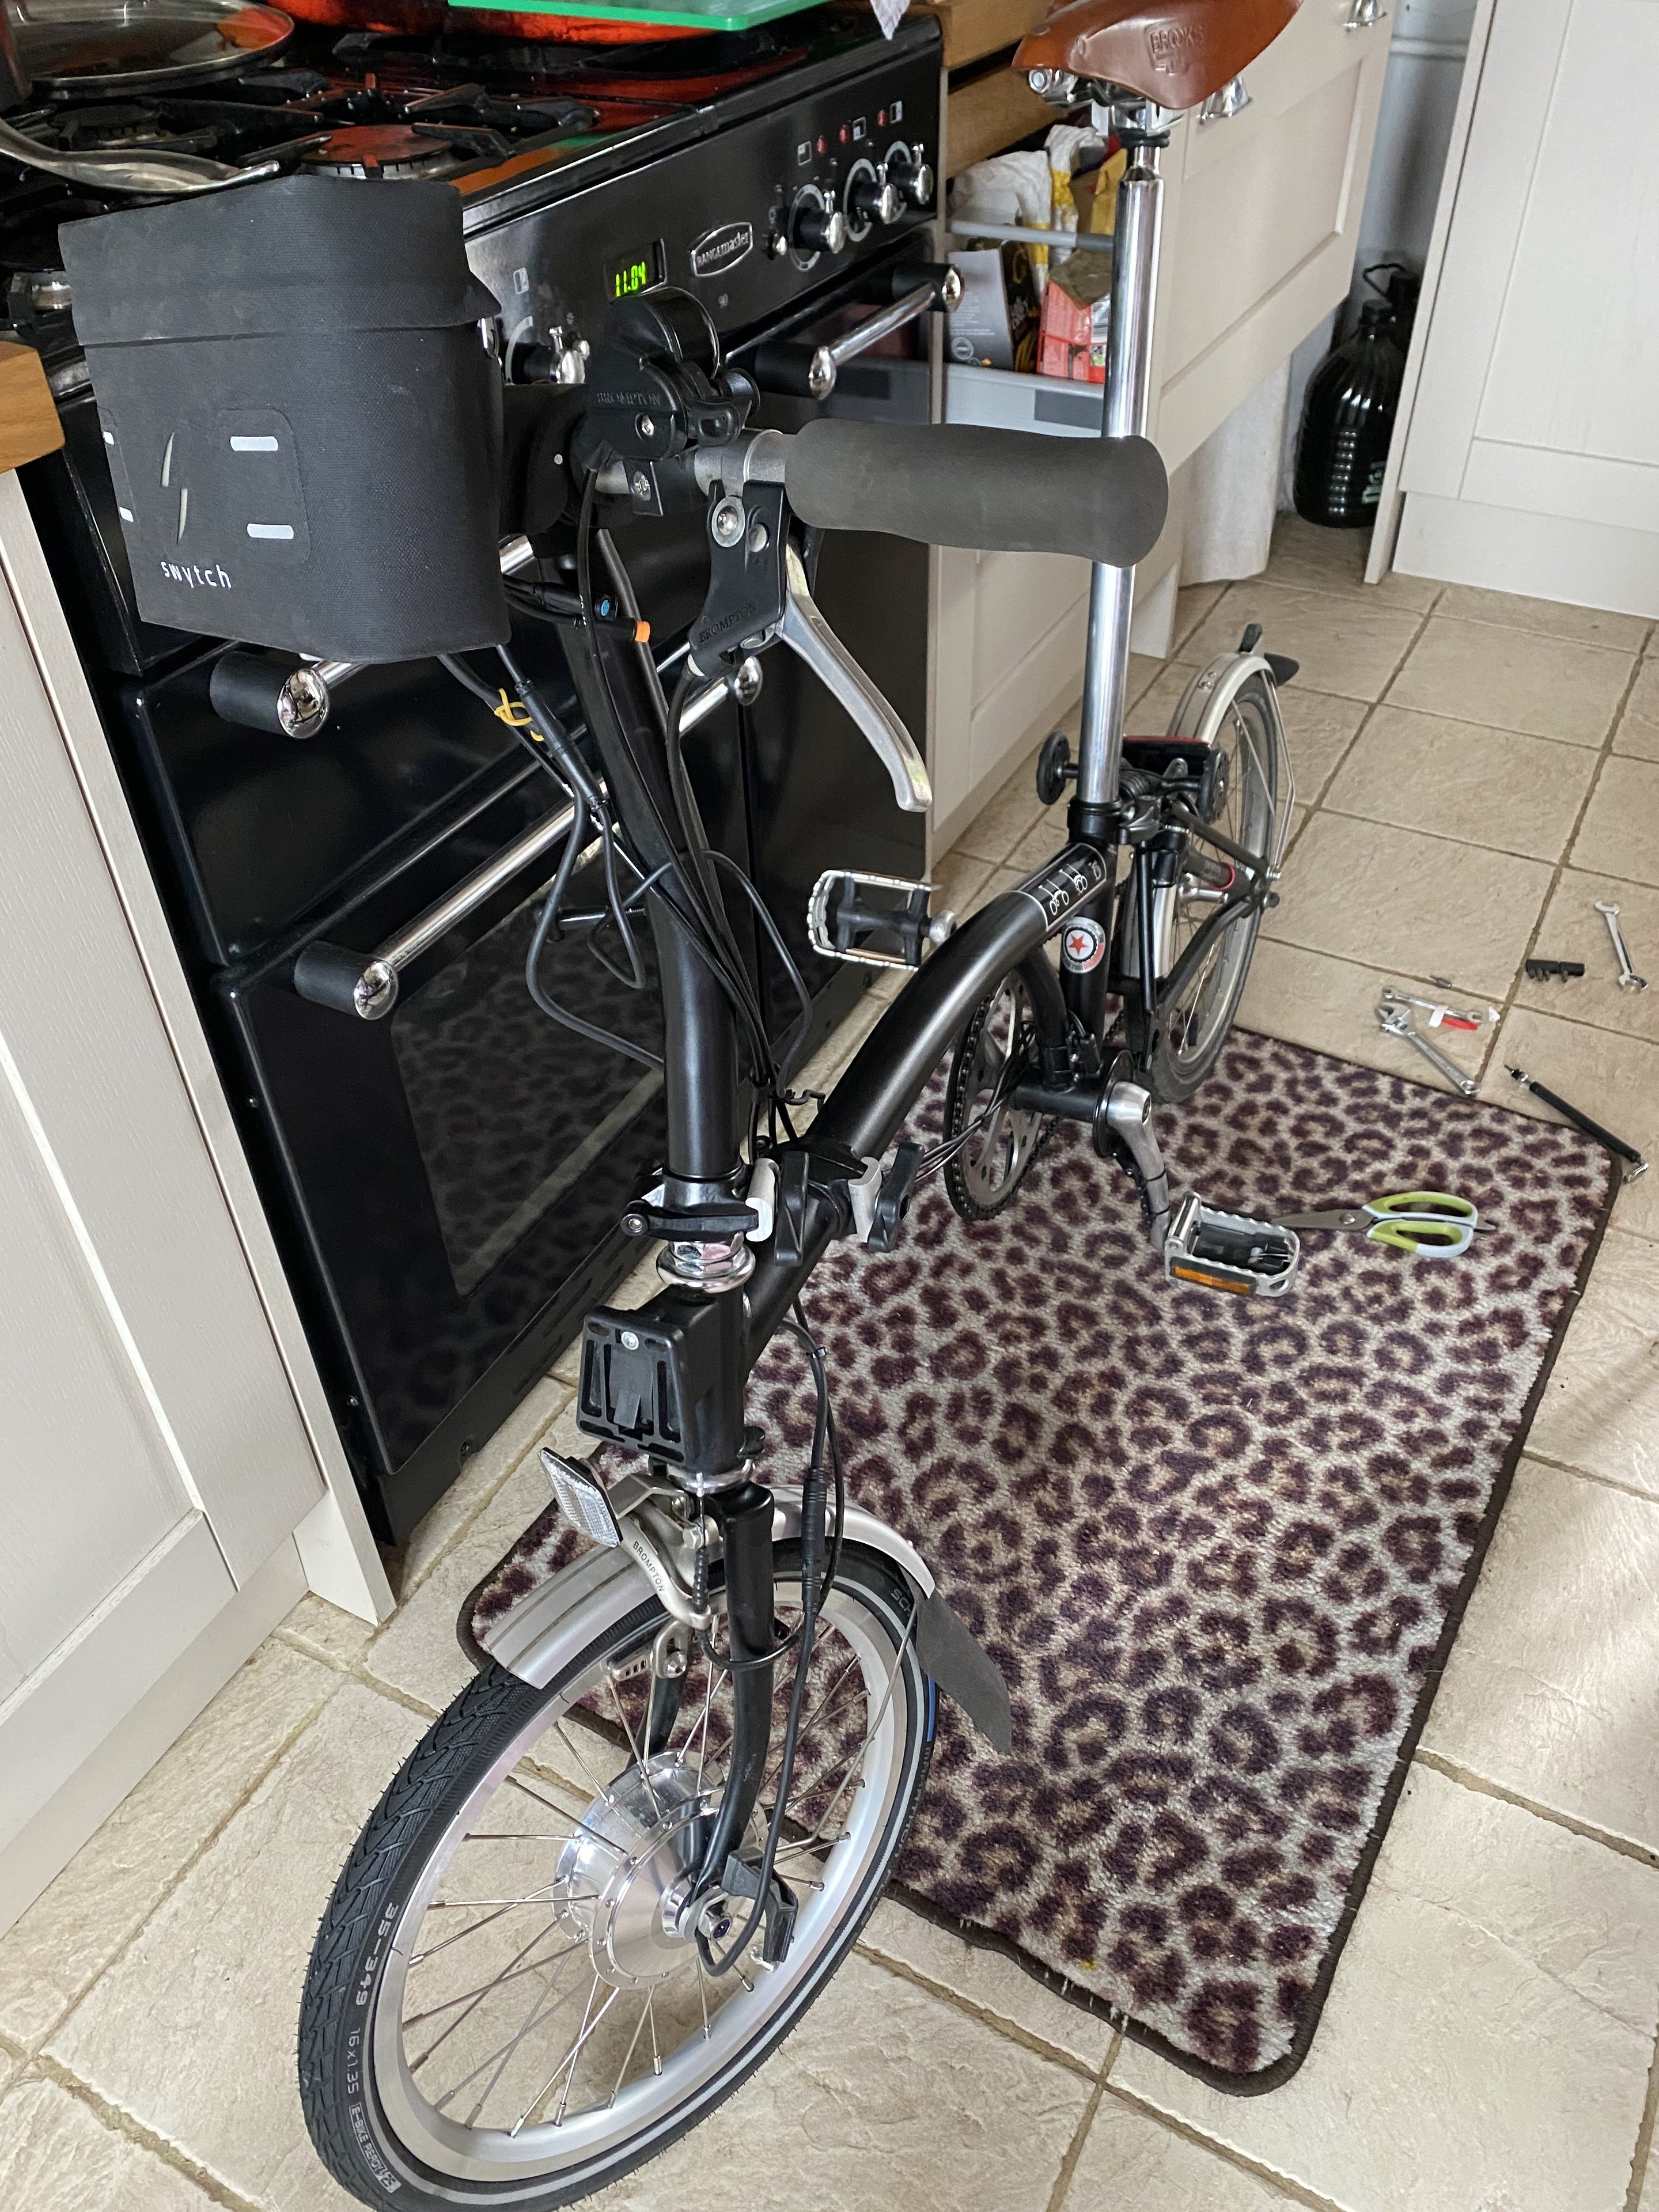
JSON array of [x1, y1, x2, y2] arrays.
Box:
[[540, 1448, 623, 1546], [806, 870, 956, 971], [1164, 1194, 1301, 1298]]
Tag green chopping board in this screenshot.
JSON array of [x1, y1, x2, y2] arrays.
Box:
[[449, 0, 832, 31]]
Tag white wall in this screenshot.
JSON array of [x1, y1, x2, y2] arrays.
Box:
[[1279, 0, 1475, 504], [1355, 0, 1479, 271]]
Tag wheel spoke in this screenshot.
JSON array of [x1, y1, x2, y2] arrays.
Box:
[[406, 1934, 584, 2037], [510, 1973, 619, 2134], [608, 1993, 654, 2108], [605, 1671, 665, 1820], [434, 1961, 588, 2122], [407, 1930, 584, 2078], [506, 1773, 627, 1862]]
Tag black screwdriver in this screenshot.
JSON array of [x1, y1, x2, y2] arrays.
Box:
[[1506, 1065, 1648, 1176]]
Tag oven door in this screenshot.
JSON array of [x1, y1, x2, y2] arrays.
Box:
[[217, 688, 748, 1543]]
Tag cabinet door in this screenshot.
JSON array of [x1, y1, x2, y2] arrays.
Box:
[[0, 1066, 237, 1865], [1401, 0, 1659, 533], [929, 544, 1092, 851], [1155, 0, 1391, 468], [0, 524, 325, 1895]]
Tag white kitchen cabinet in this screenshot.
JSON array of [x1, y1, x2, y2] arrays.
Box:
[[0, 475, 390, 1931], [930, 0, 1391, 847], [1378, 0, 1659, 611]]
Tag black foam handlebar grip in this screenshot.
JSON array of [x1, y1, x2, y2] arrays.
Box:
[[783, 419, 1168, 567]]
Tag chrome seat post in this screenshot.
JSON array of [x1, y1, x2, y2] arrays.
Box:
[[1075, 127, 1165, 813]]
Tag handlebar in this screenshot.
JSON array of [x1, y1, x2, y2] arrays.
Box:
[[782, 419, 1168, 569]]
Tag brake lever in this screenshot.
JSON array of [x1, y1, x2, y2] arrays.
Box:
[[778, 545, 931, 815]]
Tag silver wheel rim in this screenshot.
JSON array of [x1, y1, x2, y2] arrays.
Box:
[[1160, 691, 1274, 1075], [956, 976, 1041, 1207], [368, 1575, 916, 2190]]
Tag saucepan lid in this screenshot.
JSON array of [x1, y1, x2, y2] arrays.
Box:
[[1, 0, 31, 106], [10, 0, 291, 94]]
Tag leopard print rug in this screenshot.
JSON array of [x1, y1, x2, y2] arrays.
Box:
[[466, 1029, 1614, 2088]]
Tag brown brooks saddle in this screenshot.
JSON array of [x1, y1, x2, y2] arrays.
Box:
[[1016, 0, 1302, 109]]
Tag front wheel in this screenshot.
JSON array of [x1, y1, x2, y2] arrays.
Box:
[[298, 1543, 932, 2209]]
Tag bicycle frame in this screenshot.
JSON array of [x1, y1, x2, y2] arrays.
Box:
[[552, 111, 1202, 1438]]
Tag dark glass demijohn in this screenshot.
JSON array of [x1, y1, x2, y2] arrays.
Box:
[[1293, 296, 1407, 529]]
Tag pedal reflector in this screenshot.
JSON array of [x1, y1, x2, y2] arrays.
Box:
[[1164, 1194, 1300, 1299]]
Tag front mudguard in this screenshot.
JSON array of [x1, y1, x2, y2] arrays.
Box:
[[463, 1488, 1012, 1756]]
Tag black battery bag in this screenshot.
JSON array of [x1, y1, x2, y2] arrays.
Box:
[[60, 175, 508, 662]]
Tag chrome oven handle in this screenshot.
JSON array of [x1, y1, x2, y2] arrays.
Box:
[[289, 624, 751, 1020], [293, 801, 578, 1021], [757, 270, 962, 403]]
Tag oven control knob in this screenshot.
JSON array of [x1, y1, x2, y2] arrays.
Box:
[[885, 142, 935, 210], [789, 186, 848, 260], [510, 325, 588, 385], [845, 158, 903, 238]]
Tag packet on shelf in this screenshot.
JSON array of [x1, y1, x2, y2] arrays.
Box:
[[1037, 261, 1108, 382], [1036, 143, 1126, 382], [948, 242, 1040, 370]]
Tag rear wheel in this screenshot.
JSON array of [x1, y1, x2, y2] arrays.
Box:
[[298, 1544, 931, 2209], [1126, 665, 1285, 1103]]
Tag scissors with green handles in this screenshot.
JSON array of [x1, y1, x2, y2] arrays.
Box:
[[1267, 1191, 1482, 1257]]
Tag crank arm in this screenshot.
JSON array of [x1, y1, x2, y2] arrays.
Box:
[[778, 546, 931, 814]]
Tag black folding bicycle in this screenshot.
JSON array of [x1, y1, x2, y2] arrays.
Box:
[[60, 50, 1292, 2207], [284, 112, 1297, 2196], [277, 90, 1302, 2210]]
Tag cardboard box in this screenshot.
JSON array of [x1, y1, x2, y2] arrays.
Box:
[[1036, 263, 1110, 383]]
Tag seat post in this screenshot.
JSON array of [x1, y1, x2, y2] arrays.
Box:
[[1074, 131, 1165, 813]]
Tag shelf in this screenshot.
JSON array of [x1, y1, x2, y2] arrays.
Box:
[[944, 360, 1105, 436]]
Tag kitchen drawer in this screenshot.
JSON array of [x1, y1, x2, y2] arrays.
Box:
[[1157, 0, 1390, 462]]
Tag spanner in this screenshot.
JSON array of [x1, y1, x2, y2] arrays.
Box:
[[1594, 900, 1647, 991], [1377, 1005, 1479, 1095]]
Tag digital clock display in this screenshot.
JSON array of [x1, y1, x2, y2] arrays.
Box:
[[605, 241, 665, 304]]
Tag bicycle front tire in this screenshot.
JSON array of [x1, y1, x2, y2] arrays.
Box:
[[298, 1543, 933, 2209]]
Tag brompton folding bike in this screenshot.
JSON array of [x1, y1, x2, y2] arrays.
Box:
[[274, 8, 1302, 2201]]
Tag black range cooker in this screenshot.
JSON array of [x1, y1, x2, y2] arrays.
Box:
[[7, 4, 942, 1539]]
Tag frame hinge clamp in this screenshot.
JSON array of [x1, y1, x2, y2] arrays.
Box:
[[620, 1180, 760, 1242]]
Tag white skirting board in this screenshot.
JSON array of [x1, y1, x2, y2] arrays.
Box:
[[1396, 491, 1659, 620]]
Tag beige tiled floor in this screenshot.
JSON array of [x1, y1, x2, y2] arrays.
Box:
[[3, 516, 1658, 2212]]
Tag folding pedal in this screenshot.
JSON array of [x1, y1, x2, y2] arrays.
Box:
[[1163, 1194, 1301, 1298], [806, 869, 956, 971]]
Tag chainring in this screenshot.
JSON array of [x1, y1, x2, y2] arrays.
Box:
[[942, 972, 1050, 1223]]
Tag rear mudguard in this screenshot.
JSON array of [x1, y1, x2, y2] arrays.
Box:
[[467, 1488, 1012, 1755]]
